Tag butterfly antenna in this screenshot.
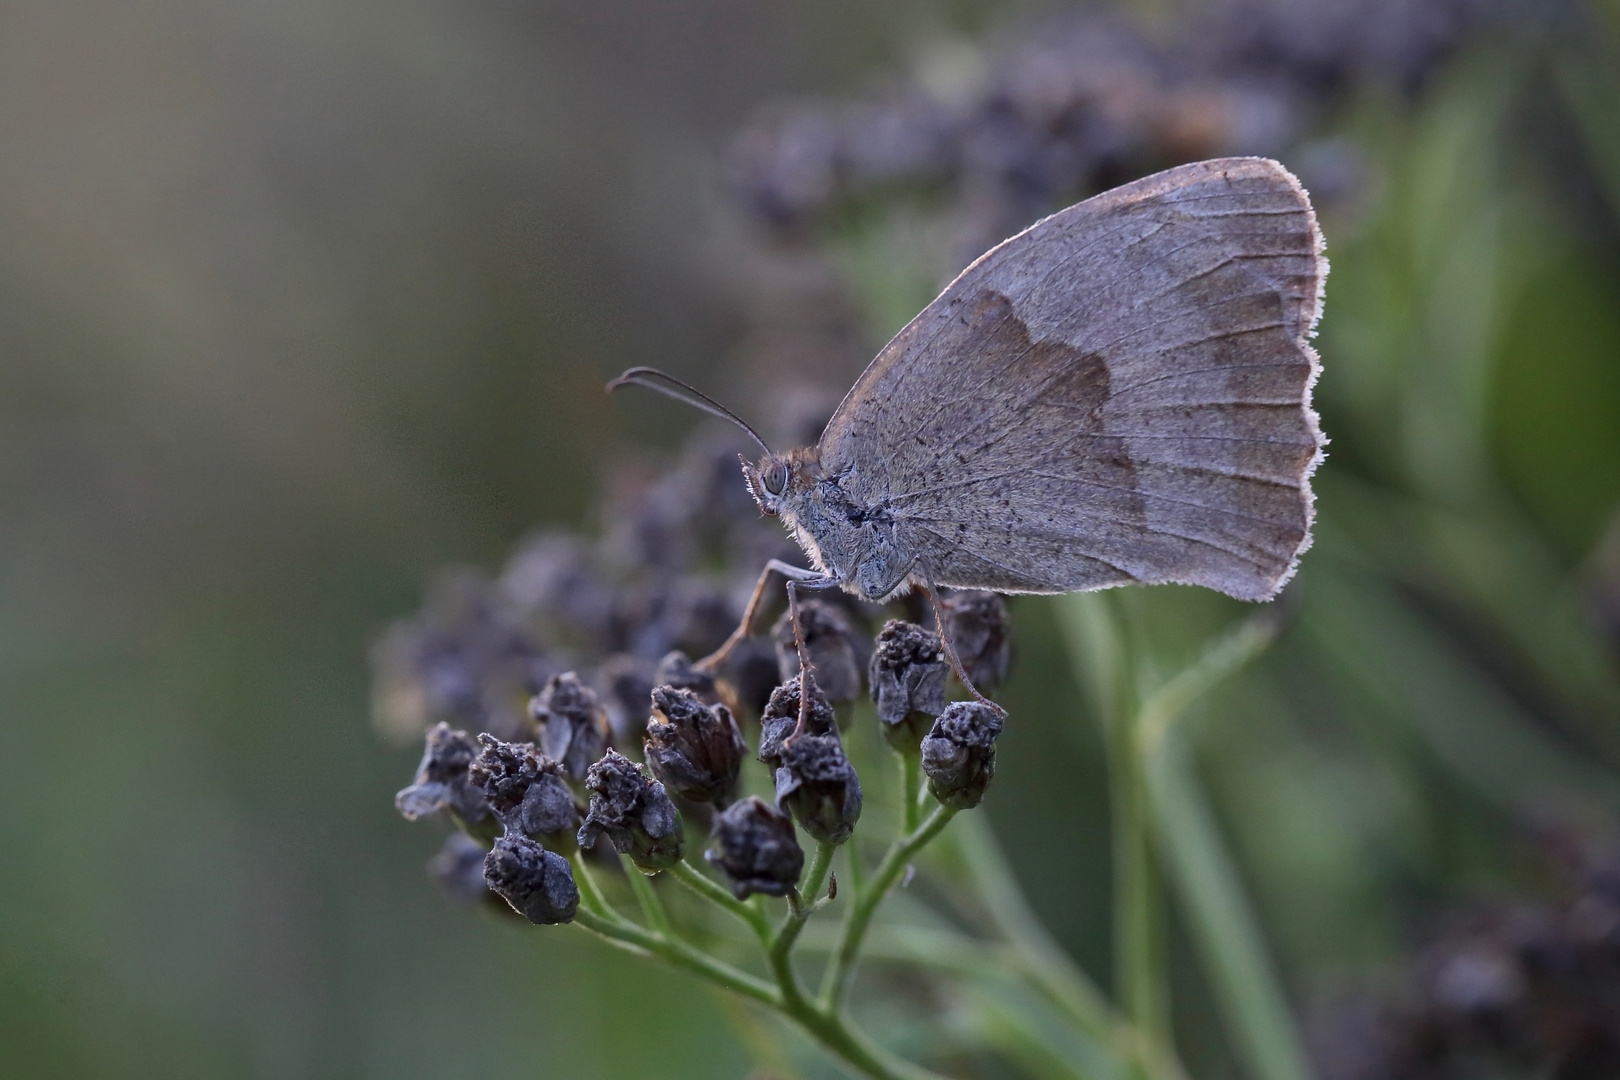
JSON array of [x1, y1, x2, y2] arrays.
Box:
[[606, 367, 772, 454]]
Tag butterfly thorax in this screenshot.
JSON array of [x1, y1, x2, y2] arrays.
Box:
[[742, 447, 915, 602]]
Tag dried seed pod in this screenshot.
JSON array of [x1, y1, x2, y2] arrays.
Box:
[[644, 686, 747, 807], [719, 636, 783, 720], [773, 600, 862, 703], [394, 722, 493, 830], [920, 701, 1004, 810], [706, 795, 805, 899], [427, 833, 494, 903], [597, 653, 658, 749], [653, 649, 722, 707], [469, 735, 581, 851], [942, 591, 1011, 692], [483, 834, 580, 925], [578, 750, 685, 872], [869, 620, 949, 750], [774, 732, 863, 846], [533, 672, 611, 781], [758, 675, 837, 771]]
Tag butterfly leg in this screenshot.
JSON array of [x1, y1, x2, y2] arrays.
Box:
[[696, 559, 834, 673], [784, 571, 840, 738], [917, 582, 1005, 713]]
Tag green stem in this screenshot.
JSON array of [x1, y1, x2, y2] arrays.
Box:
[[1132, 612, 1310, 1080], [784, 999, 952, 1080], [1112, 705, 1168, 1045], [1127, 608, 1315, 1080], [1146, 737, 1311, 1080], [570, 906, 782, 1008], [670, 858, 771, 940], [769, 840, 836, 1006], [901, 750, 922, 834], [949, 813, 1188, 1080], [820, 805, 957, 1009], [570, 850, 612, 916], [620, 854, 674, 937], [844, 839, 866, 898]]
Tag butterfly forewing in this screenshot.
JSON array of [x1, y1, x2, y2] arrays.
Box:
[[818, 157, 1326, 601]]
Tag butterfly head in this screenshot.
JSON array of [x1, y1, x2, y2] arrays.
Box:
[[741, 448, 820, 521]]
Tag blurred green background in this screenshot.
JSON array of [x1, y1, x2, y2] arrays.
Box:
[[3, 1, 1619, 1078]]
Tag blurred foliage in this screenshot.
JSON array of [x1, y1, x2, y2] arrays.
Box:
[[4, 0, 1620, 1079]]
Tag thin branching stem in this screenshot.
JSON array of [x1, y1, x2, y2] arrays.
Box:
[[901, 750, 922, 834], [670, 857, 771, 941], [620, 854, 674, 937], [821, 804, 957, 1009]]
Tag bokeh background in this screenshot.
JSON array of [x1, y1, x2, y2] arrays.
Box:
[[4, 1, 1619, 1078]]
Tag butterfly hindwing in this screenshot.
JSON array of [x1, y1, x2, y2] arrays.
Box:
[[817, 157, 1326, 600]]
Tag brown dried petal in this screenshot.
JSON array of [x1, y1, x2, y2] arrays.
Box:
[[644, 686, 747, 806]]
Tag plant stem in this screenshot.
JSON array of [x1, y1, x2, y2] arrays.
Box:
[[670, 857, 772, 940], [570, 906, 783, 1008], [1111, 705, 1168, 1045], [949, 813, 1189, 1080], [820, 804, 957, 1009], [620, 854, 674, 937], [1133, 613, 1311, 1080], [783, 998, 952, 1080], [901, 750, 922, 833], [769, 840, 836, 1007], [570, 850, 612, 916]]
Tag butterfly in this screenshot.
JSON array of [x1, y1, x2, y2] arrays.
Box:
[[614, 156, 1325, 700]]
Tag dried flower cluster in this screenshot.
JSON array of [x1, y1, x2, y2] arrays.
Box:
[[380, 402, 1011, 915], [1311, 840, 1620, 1080]]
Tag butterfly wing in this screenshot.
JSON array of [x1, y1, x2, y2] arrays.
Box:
[[818, 157, 1325, 601]]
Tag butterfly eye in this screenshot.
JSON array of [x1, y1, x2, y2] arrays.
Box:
[[763, 462, 788, 496]]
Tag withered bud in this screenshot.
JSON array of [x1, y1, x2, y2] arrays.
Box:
[[869, 620, 949, 750], [719, 636, 783, 719], [920, 701, 1004, 810], [706, 796, 804, 899], [484, 834, 580, 924], [598, 653, 656, 748], [758, 675, 837, 771], [654, 650, 721, 707], [469, 735, 581, 851], [775, 732, 863, 846], [427, 832, 493, 903], [532, 672, 610, 780], [773, 600, 861, 703], [579, 750, 685, 872], [943, 591, 1011, 692], [644, 686, 747, 807], [394, 722, 493, 829]]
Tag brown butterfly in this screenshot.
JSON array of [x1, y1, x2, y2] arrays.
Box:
[[614, 156, 1326, 702]]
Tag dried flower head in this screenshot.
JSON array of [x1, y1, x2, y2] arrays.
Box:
[[758, 675, 838, 771], [484, 834, 580, 925], [370, 571, 555, 744], [598, 652, 658, 748], [469, 734, 581, 851], [427, 833, 494, 903], [653, 649, 722, 707], [718, 636, 783, 719], [773, 600, 862, 703], [775, 731, 863, 846], [942, 591, 1011, 692], [920, 701, 1004, 810], [578, 750, 685, 872], [644, 686, 747, 807], [533, 672, 611, 781], [869, 620, 949, 750], [706, 795, 806, 899], [394, 722, 494, 830]]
